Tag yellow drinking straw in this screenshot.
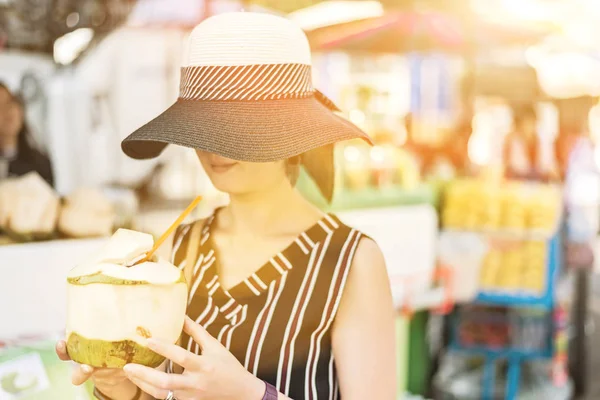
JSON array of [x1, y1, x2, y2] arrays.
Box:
[[137, 196, 203, 264]]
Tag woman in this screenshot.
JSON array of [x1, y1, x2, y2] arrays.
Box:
[[0, 82, 54, 185], [502, 104, 551, 181], [56, 12, 396, 400]]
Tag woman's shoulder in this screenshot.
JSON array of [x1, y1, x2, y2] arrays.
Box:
[[327, 213, 372, 240], [326, 214, 381, 264], [323, 217, 388, 311], [328, 218, 388, 292], [351, 234, 384, 270], [329, 213, 387, 264]]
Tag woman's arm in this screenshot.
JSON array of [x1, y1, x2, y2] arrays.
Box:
[[332, 238, 397, 400]]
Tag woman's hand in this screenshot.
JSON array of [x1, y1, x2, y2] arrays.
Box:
[[123, 316, 265, 400], [55, 340, 138, 398]]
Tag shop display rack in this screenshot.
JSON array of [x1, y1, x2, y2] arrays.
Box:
[[447, 230, 563, 400], [473, 233, 560, 309]]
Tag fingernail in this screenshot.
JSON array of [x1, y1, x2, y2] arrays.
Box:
[[57, 342, 65, 350], [81, 365, 93, 374], [123, 364, 136, 374]]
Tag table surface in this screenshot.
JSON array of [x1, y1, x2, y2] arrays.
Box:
[[0, 237, 109, 339]]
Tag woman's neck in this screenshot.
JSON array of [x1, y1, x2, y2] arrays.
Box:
[[0, 136, 18, 156], [223, 180, 307, 235]]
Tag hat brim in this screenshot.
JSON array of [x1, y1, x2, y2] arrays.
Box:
[[121, 94, 371, 162]]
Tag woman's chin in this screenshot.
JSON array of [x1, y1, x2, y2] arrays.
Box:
[[209, 175, 287, 198], [211, 182, 248, 196], [212, 183, 273, 199]]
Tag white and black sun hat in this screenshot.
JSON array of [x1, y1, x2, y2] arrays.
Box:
[[121, 12, 372, 201]]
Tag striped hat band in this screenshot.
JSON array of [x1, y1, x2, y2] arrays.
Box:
[[179, 63, 313, 101]]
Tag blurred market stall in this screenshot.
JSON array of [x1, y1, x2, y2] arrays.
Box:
[[3, 0, 600, 399], [297, 5, 549, 54]]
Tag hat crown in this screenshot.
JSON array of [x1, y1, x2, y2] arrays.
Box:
[[186, 12, 312, 67]]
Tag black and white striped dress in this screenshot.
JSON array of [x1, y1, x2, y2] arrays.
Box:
[[167, 211, 365, 400]]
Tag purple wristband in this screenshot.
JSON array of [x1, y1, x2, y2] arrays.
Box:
[[262, 381, 278, 400]]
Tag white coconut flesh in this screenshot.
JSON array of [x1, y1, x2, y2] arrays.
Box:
[[66, 229, 188, 368], [79, 228, 155, 266]]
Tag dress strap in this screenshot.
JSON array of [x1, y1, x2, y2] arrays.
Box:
[[167, 218, 208, 375], [184, 220, 205, 294]]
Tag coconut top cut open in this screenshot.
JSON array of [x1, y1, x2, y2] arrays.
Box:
[[67, 229, 185, 286]]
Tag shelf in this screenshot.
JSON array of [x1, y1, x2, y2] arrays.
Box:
[[441, 227, 559, 241], [329, 185, 438, 211], [473, 233, 561, 309], [450, 307, 554, 361], [474, 291, 553, 309], [296, 169, 440, 211], [449, 344, 553, 360]]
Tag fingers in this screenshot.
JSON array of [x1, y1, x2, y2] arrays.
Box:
[[146, 337, 201, 370], [58, 341, 128, 388], [124, 364, 194, 398], [55, 341, 71, 361], [127, 376, 169, 400], [183, 316, 218, 352], [167, 390, 196, 400], [71, 364, 94, 386], [92, 368, 129, 387], [58, 341, 95, 387]]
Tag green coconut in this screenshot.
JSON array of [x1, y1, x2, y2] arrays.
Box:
[[66, 332, 167, 368], [65, 229, 188, 369], [67, 272, 186, 286]]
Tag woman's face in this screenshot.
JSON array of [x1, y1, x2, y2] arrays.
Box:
[[0, 87, 23, 139], [195, 151, 288, 195]]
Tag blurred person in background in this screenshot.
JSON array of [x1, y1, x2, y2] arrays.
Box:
[[0, 82, 54, 185], [55, 12, 396, 400], [444, 114, 474, 176], [502, 104, 554, 181], [554, 121, 596, 182], [402, 112, 439, 176], [556, 119, 599, 250]]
